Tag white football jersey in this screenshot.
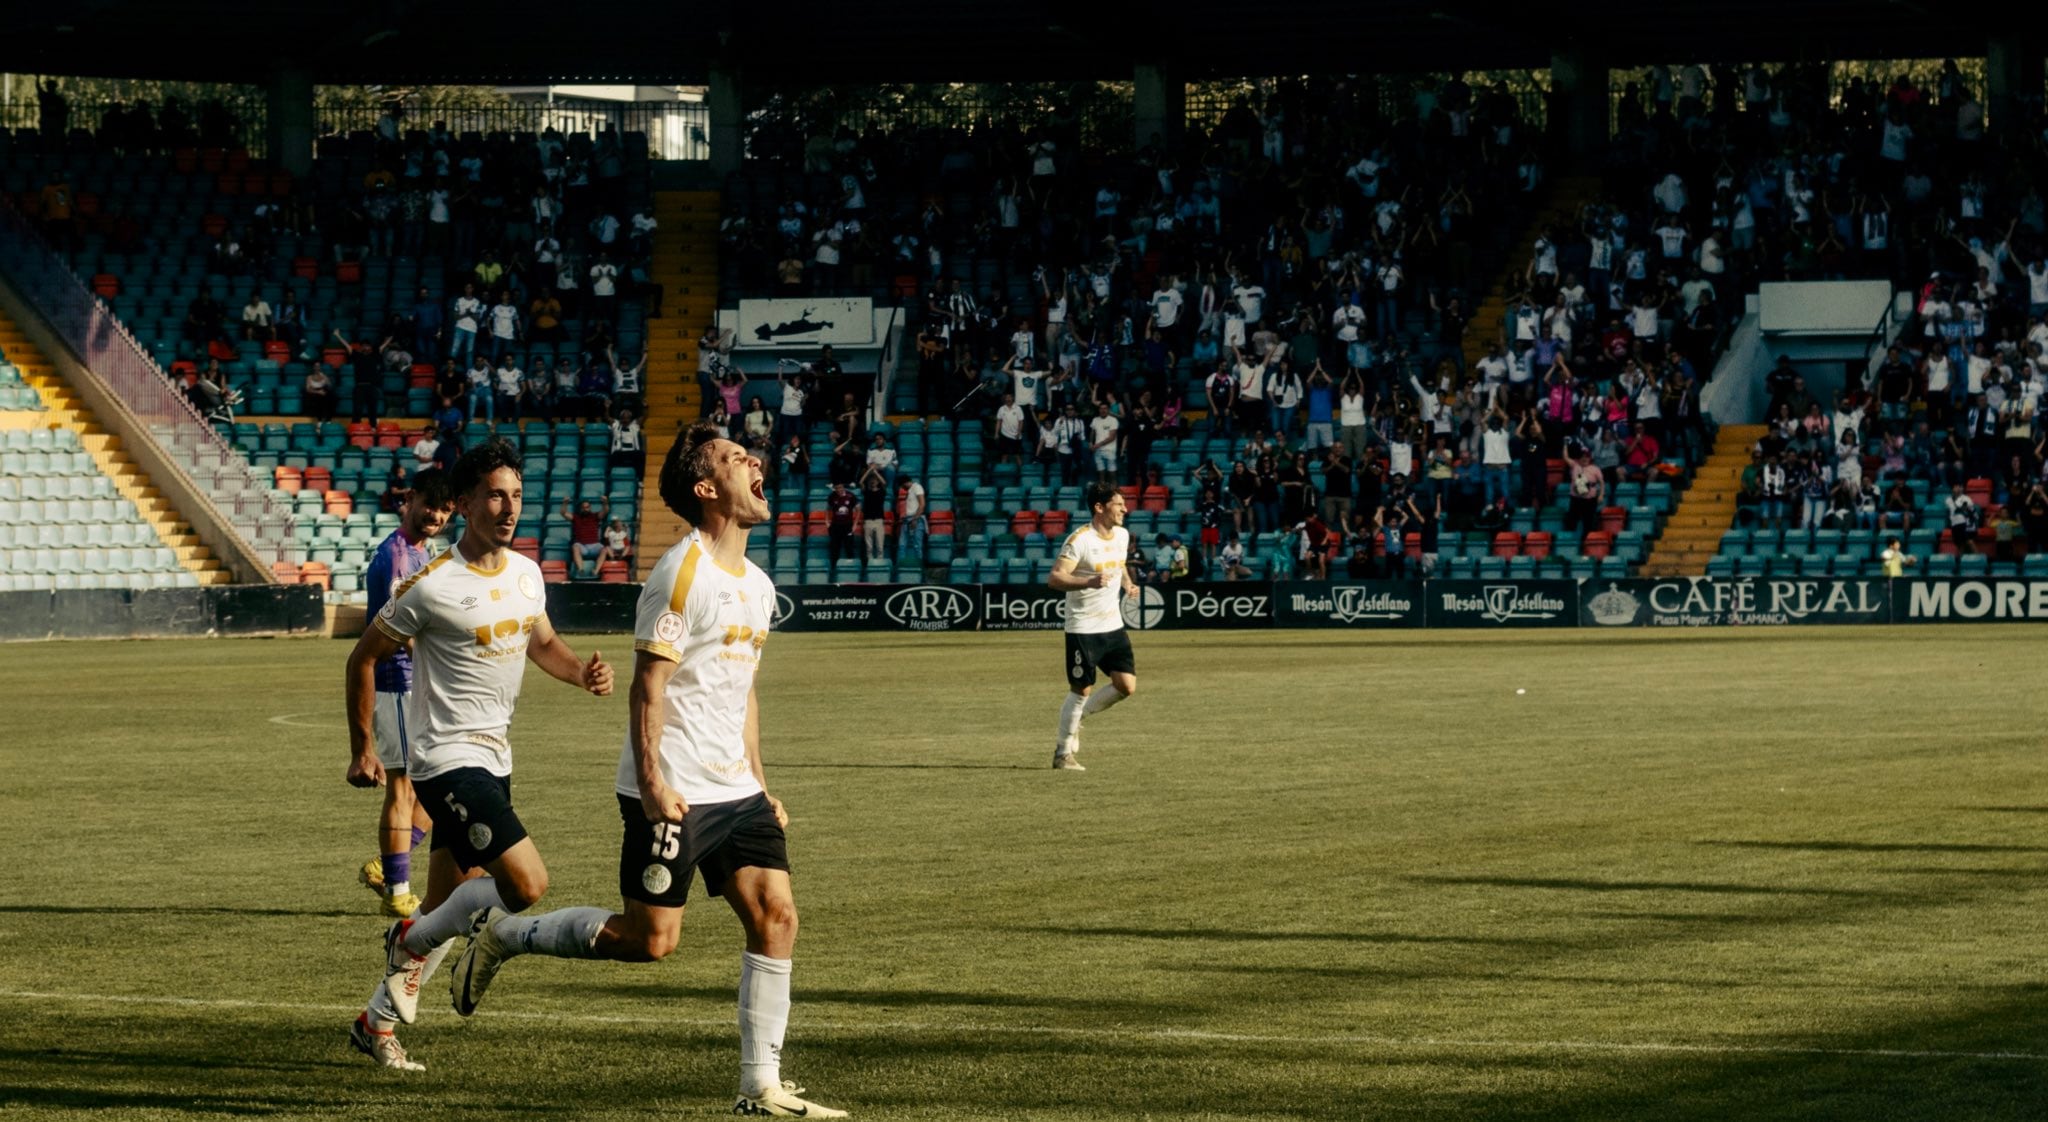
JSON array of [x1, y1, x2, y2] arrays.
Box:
[[373, 548, 548, 782], [616, 532, 775, 807], [1058, 524, 1129, 635]]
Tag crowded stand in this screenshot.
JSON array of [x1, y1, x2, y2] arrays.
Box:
[[1, 102, 660, 596]]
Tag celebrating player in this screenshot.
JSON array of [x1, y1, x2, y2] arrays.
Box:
[[1047, 482, 1139, 770], [342, 439, 613, 1071], [433, 423, 846, 1118], [354, 467, 453, 918]]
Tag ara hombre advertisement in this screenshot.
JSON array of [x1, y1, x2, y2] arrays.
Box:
[[770, 584, 978, 632], [1580, 578, 1891, 627], [1273, 581, 1424, 628], [734, 297, 875, 348]]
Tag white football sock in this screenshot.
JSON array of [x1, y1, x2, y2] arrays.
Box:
[[491, 906, 610, 959], [403, 877, 506, 954], [367, 940, 452, 1029], [1082, 685, 1126, 717], [1057, 692, 1085, 750], [737, 952, 792, 1096]]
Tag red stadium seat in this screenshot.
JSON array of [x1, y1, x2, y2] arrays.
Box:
[[271, 561, 301, 584], [1010, 511, 1040, 536], [200, 213, 228, 237], [512, 537, 541, 563], [1522, 531, 1554, 560], [1139, 486, 1169, 513], [1118, 485, 1142, 508], [263, 340, 291, 361], [804, 511, 831, 537], [91, 273, 120, 298], [322, 347, 348, 368], [374, 423, 402, 449], [1491, 531, 1522, 558], [540, 560, 570, 583], [323, 490, 353, 517], [335, 261, 363, 284], [298, 561, 331, 591], [1583, 532, 1614, 559], [302, 466, 332, 491], [599, 561, 630, 583], [409, 363, 436, 389], [1545, 458, 1567, 491], [928, 511, 956, 536], [274, 466, 302, 493], [1403, 531, 1422, 559], [775, 513, 803, 538], [292, 256, 319, 281], [346, 422, 375, 449], [1038, 511, 1069, 536], [1937, 530, 1960, 555]]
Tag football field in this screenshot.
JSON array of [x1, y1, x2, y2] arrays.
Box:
[[1, 626, 2043, 1120]]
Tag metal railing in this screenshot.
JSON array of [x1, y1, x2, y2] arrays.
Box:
[[0, 195, 295, 573], [315, 102, 712, 160], [0, 98, 270, 155]]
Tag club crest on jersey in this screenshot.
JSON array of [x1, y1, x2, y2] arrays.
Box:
[[654, 611, 686, 643], [518, 573, 540, 601], [469, 823, 493, 850], [642, 864, 673, 894], [460, 596, 478, 609]]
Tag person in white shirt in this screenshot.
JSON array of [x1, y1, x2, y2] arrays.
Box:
[[1479, 407, 1514, 509], [1230, 278, 1266, 326], [1089, 402, 1121, 485], [449, 283, 484, 367], [486, 293, 520, 360], [435, 427, 845, 1118], [344, 439, 613, 1071], [994, 393, 1027, 465], [897, 475, 927, 562], [1047, 484, 1139, 771]]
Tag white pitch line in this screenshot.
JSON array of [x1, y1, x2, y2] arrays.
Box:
[[1, 990, 2039, 1063], [267, 712, 337, 730]]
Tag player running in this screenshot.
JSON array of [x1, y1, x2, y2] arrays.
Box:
[[433, 423, 846, 1118], [354, 467, 453, 918], [342, 439, 613, 1071], [1047, 482, 1139, 770]]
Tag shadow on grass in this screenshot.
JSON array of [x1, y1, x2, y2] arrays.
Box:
[[0, 905, 365, 919], [1407, 875, 1901, 898], [558, 982, 1215, 1016], [1699, 839, 2048, 854], [0, 1046, 352, 1073], [1002, 924, 1557, 947], [0, 1086, 289, 1115], [1960, 805, 2048, 814]]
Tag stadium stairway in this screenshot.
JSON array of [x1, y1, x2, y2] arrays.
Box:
[[635, 189, 720, 579], [1461, 176, 1601, 367], [0, 307, 230, 585], [1639, 423, 1764, 577]]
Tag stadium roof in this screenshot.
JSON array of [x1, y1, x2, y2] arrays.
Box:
[[15, 1, 2015, 88]]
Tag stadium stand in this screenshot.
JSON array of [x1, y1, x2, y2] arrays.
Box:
[[0, 114, 660, 599], [0, 319, 216, 590]]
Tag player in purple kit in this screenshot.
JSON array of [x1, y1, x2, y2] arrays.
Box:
[[355, 467, 454, 916]]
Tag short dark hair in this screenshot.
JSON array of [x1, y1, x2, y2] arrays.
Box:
[[449, 438, 522, 497], [410, 467, 453, 509], [1083, 482, 1118, 513], [659, 422, 725, 524]]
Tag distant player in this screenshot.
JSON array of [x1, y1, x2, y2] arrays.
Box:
[[1047, 482, 1139, 770], [342, 439, 613, 1071], [355, 467, 454, 918], [434, 423, 846, 1118]]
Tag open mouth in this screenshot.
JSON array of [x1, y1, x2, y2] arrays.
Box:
[[748, 476, 766, 502]]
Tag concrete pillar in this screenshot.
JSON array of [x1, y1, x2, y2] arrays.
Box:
[[1549, 47, 1609, 165], [708, 64, 743, 177], [1134, 63, 1183, 151], [1986, 36, 2042, 131], [266, 67, 314, 179]]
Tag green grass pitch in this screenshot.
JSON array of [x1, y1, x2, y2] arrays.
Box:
[[0, 626, 2043, 1120]]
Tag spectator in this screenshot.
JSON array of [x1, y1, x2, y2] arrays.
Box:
[[859, 467, 889, 568], [1880, 537, 1917, 578], [825, 481, 859, 564], [1089, 401, 1120, 486], [240, 291, 273, 341], [382, 463, 412, 514], [1217, 534, 1254, 581], [1567, 445, 1606, 545], [609, 407, 644, 475], [599, 518, 633, 570], [449, 282, 484, 367], [412, 421, 441, 468], [493, 353, 523, 420], [303, 364, 338, 423], [897, 474, 927, 564], [562, 497, 611, 578], [1946, 483, 1982, 553], [779, 435, 811, 493]]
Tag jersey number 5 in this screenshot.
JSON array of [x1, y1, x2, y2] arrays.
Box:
[[650, 823, 682, 860]]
